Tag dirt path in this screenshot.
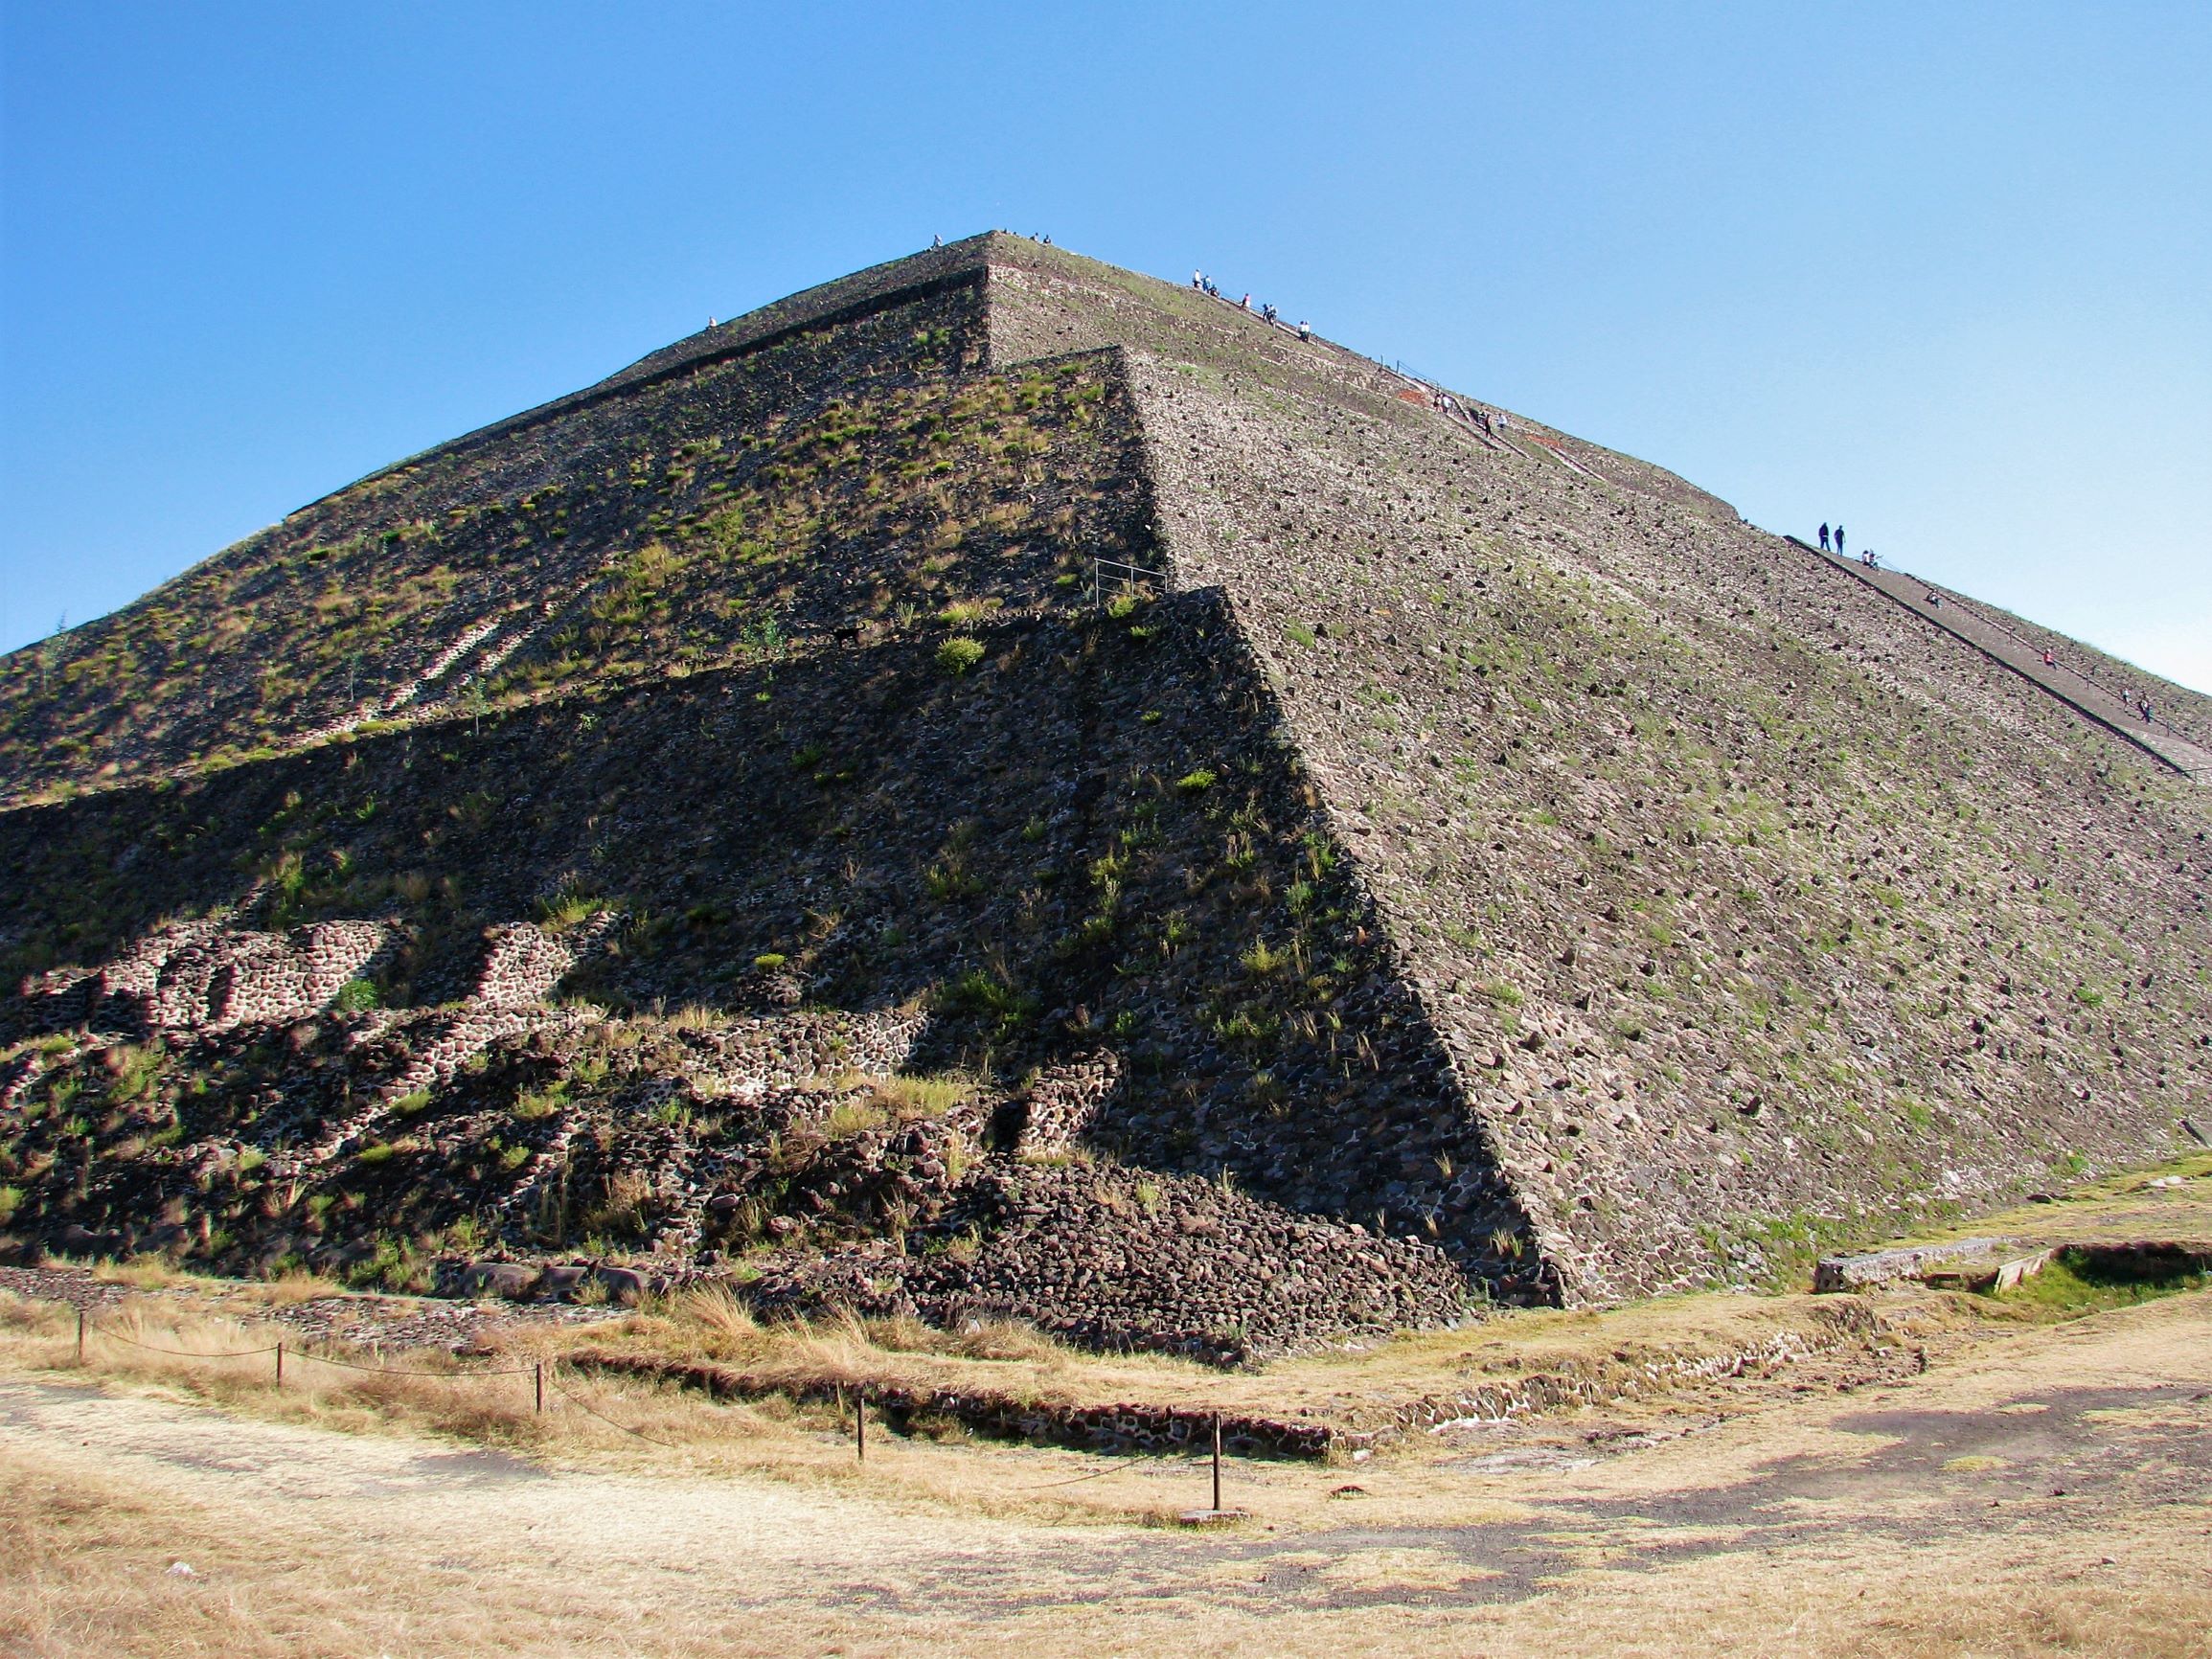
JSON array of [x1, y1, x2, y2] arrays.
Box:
[[6, 1291, 2210, 1656]]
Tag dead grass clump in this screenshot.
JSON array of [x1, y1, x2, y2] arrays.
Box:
[[84, 1254, 220, 1293], [584, 1170, 656, 1238], [239, 1267, 347, 1307], [821, 1099, 889, 1139], [676, 1282, 759, 1341], [938, 1317, 1081, 1366], [832, 1070, 978, 1121]]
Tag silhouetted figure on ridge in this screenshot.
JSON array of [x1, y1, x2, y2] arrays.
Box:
[[1819, 523, 1831, 551], [1835, 525, 1846, 557]]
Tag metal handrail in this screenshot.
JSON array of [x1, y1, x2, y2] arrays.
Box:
[[1091, 556, 1167, 610], [1785, 536, 2207, 775], [1795, 539, 2207, 752]]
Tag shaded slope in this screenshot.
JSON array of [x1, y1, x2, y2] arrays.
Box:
[[0, 596, 1539, 1321]]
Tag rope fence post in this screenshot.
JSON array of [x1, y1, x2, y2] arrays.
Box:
[[275, 1342, 284, 1389], [76, 1307, 85, 1364], [855, 1384, 867, 1463], [1212, 1412, 1223, 1513], [535, 1359, 544, 1415]]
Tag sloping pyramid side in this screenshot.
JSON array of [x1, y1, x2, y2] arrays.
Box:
[[974, 241, 2211, 1300]]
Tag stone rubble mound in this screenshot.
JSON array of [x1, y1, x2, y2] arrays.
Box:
[[20, 917, 396, 1035], [751, 1158, 1472, 1364]]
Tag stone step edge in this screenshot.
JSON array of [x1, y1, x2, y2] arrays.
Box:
[[563, 1300, 1884, 1462], [563, 1351, 1334, 1460]]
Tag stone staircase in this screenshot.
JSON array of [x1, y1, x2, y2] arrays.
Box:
[[1788, 537, 2212, 783]]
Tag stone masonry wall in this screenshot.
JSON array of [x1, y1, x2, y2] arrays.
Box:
[[1079, 302, 2208, 1299]]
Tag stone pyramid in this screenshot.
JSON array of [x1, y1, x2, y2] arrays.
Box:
[[1, 232, 2205, 1328]]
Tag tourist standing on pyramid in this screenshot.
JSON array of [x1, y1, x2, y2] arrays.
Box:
[[1819, 523, 1831, 550]]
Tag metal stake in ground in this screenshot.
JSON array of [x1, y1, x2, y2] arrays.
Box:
[[535, 1360, 545, 1415], [1180, 1412, 1245, 1525], [855, 1386, 867, 1462], [77, 1307, 85, 1364], [275, 1342, 284, 1388], [1213, 1412, 1223, 1513]]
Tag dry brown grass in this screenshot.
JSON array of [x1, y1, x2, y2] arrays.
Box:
[[5, 1158, 2210, 1657], [17, 1153, 2206, 1486], [4, 1409, 2207, 1659], [5, 1254, 2210, 1656], [0, 1290, 1194, 1527], [1903, 1148, 2212, 1249]]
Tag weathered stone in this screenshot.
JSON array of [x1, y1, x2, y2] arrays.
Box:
[[3, 233, 2204, 1347]]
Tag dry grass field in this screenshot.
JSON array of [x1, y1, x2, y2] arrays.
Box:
[[4, 1155, 2209, 1657]]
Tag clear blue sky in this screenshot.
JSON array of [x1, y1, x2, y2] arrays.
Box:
[[5, 2, 2207, 688]]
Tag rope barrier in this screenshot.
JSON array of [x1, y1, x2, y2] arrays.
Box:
[[544, 1362, 685, 1448], [46, 1289, 1236, 1490], [284, 1347, 536, 1378], [68, 1299, 673, 1446], [1015, 1446, 1201, 1489], [74, 1310, 529, 1377], [86, 1323, 281, 1359]]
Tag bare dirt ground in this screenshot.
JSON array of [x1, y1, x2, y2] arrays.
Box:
[[6, 1284, 2209, 1658]]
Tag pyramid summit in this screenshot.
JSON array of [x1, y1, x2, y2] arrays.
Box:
[[2, 232, 2206, 1335]]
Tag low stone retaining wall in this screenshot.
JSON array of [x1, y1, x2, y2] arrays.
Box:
[[566, 1352, 1334, 1459], [562, 1301, 1883, 1461]]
